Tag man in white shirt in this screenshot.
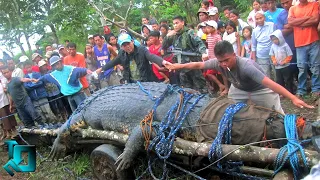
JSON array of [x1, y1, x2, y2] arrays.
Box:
[[6, 59, 24, 78]]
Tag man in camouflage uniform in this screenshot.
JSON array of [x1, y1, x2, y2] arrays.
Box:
[[162, 15, 208, 93]]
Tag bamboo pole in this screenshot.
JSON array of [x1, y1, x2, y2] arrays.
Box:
[[18, 128, 320, 167]]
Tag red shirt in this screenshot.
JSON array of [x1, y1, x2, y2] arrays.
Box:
[[23, 66, 40, 75], [149, 45, 169, 80], [206, 33, 221, 59], [64, 54, 89, 88]]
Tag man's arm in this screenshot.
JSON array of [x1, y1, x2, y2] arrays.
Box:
[[261, 77, 313, 108], [162, 31, 175, 50], [251, 30, 257, 61], [144, 48, 164, 66], [108, 44, 118, 57], [96, 55, 122, 74], [189, 30, 207, 54], [287, 7, 311, 26], [165, 62, 205, 70], [300, 15, 319, 27]]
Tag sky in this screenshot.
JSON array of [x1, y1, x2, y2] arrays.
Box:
[[0, 33, 43, 59]]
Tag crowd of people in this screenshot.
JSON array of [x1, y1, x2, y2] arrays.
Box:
[[0, 0, 319, 141]]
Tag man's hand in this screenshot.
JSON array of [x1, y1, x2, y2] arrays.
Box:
[[117, 65, 124, 71], [95, 68, 102, 74], [273, 62, 278, 66], [166, 30, 176, 37], [202, 54, 209, 61], [165, 63, 184, 71], [220, 88, 229, 96], [9, 105, 13, 113], [280, 62, 286, 66], [292, 97, 314, 109], [162, 60, 172, 66], [31, 79, 39, 83]]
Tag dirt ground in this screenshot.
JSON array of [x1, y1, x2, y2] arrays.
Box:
[[0, 97, 318, 179]]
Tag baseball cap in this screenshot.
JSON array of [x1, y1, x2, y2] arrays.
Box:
[[38, 60, 47, 67], [32, 53, 41, 61], [217, 21, 226, 29], [118, 33, 132, 46], [58, 45, 65, 51], [208, 7, 218, 16], [19, 55, 29, 63], [197, 8, 208, 16], [88, 35, 93, 39], [206, 20, 218, 29], [49, 56, 61, 66], [199, 22, 206, 27]]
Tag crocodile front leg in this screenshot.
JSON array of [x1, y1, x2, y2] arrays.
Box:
[[115, 125, 151, 171]]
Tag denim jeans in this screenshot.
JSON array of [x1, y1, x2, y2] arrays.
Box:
[[67, 91, 86, 112], [16, 96, 42, 127], [296, 41, 320, 95]]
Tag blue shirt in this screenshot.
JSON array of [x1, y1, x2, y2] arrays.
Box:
[[265, 8, 284, 24], [252, 22, 275, 58], [41, 65, 86, 96], [94, 44, 113, 79], [276, 9, 295, 51]]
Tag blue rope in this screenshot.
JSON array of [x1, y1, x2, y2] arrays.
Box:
[[208, 102, 247, 163], [273, 114, 309, 180], [147, 89, 205, 179], [137, 81, 158, 101]]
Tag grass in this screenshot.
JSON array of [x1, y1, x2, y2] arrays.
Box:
[[26, 147, 93, 180]]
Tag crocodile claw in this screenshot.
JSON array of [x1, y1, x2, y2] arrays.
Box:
[[48, 137, 66, 160], [115, 151, 131, 171]]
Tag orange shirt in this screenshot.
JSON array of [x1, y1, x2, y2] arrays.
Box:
[[64, 54, 89, 89], [288, 2, 319, 47]]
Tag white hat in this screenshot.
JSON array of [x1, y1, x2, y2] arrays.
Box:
[[19, 55, 29, 63], [206, 20, 218, 29], [199, 22, 206, 27], [208, 7, 218, 16], [88, 35, 93, 39], [38, 60, 47, 67]]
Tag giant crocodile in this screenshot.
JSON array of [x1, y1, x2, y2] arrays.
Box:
[[49, 82, 315, 172]]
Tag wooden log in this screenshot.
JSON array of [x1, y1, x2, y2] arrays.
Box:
[[19, 128, 320, 167], [173, 138, 320, 167]]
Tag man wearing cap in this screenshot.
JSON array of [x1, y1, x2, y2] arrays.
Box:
[[88, 35, 95, 46], [93, 34, 120, 88], [95, 33, 170, 83], [197, 8, 209, 38], [35, 56, 92, 112], [162, 15, 208, 93], [208, 7, 219, 22]]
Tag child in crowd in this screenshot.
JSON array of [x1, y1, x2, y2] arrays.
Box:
[[201, 0, 214, 11], [84, 44, 101, 91], [24, 61, 56, 123], [247, 0, 261, 28], [203, 21, 228, 96], [269, 30, 294, 94], [217, 21, 226, 37], [148, 31, 170, 83], [199, 22, 208, 46], [223, 21, 241, 55], [261, 0, 268, 12], [241, 26, 252, 58], [0, 62, 17, 140]]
